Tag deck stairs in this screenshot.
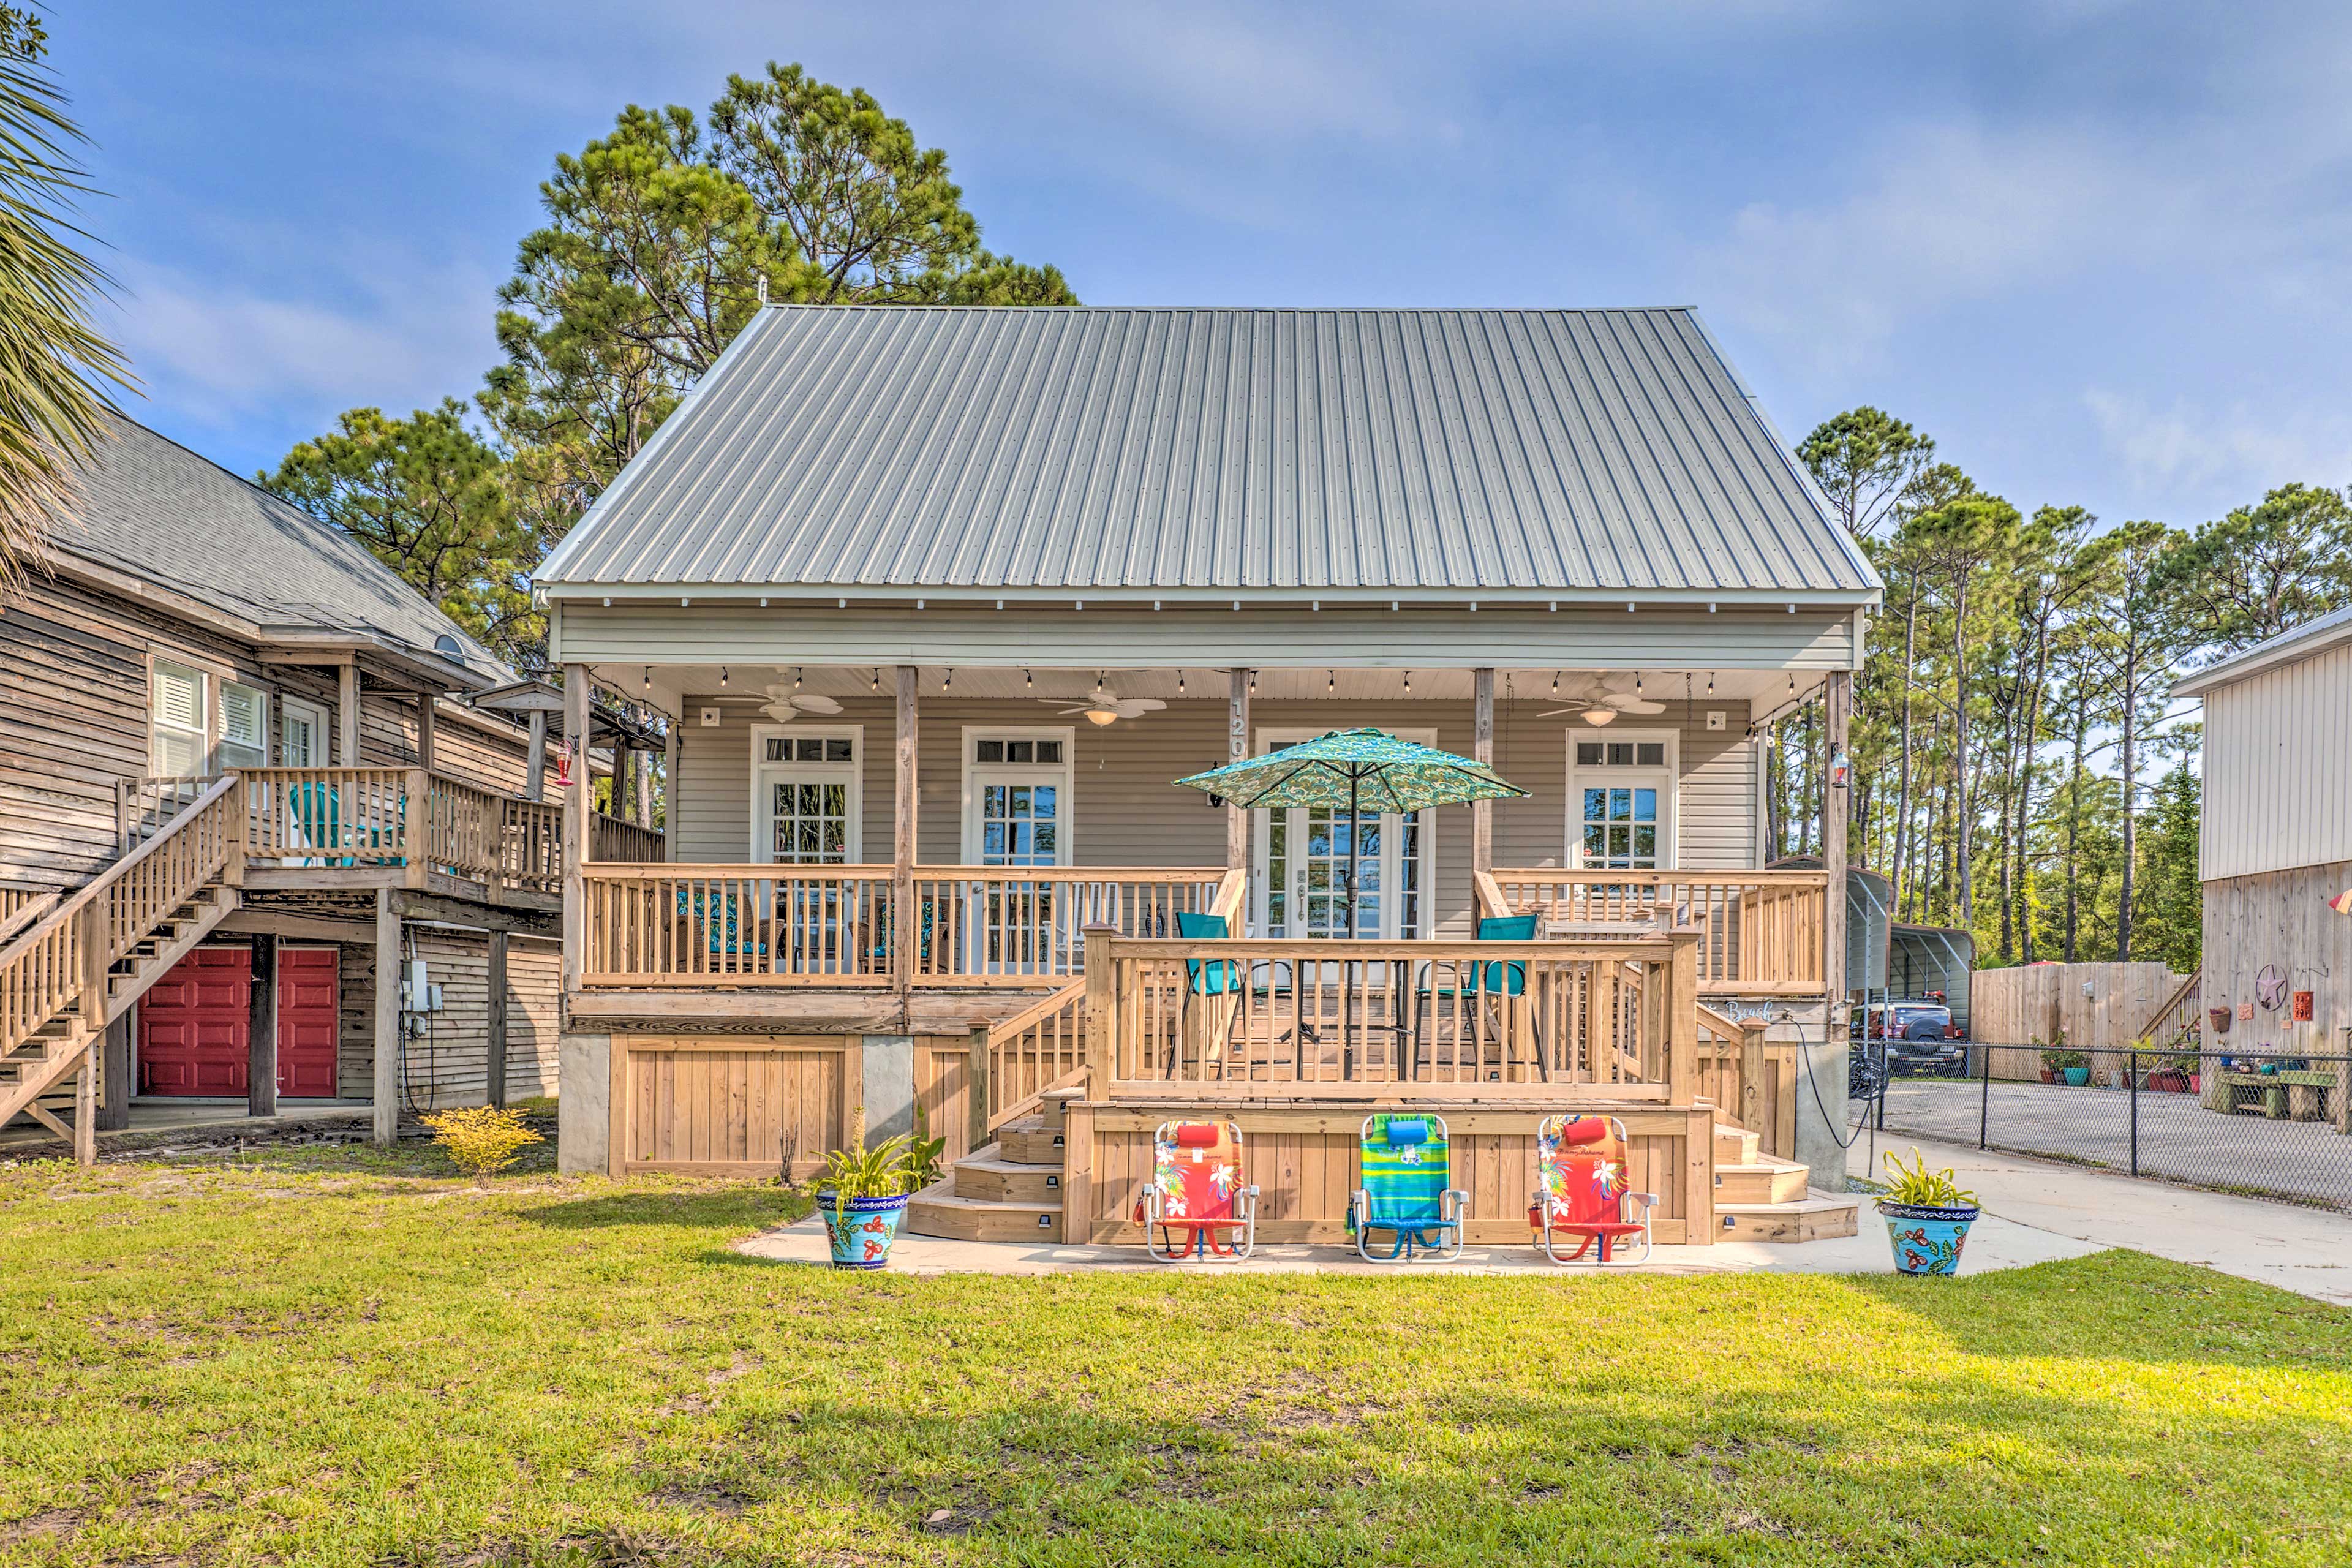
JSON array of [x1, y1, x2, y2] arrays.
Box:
[[0, 776, 243, 1145], [1711, 1121, 1859, 1242], [905, 1091, 1861, 1248]]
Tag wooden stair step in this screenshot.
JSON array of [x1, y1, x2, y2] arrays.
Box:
[[998, 1123, 1069, 1166], [1715, 1154, 1811, 1207], [1716, 1196, 1860, 1244], [1713, 1124, 1760, 1166], [903, 1181, 1062, 1243], [951, 1150, 1066, 1205]]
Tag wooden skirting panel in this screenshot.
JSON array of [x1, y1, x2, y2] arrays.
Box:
[[610, 1035, 854, 1181], [1694, 1044, 1797, 1159], [1070, 1101, 1713, 1247], [913, 1036, 973, 1166]]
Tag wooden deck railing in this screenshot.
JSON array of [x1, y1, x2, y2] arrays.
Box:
[[0, 888, 57, 949], [974, 981, 1088, 1137], [2136, 971, 2201, 1053], [227, 767, 569, 899], [909, 867, 1224, 987], [1081, 925, 1700, 1102], [1488, 869, 1828, 995], [1, 774, 241, 1056], [578, 864, 898, 987], [592, 813, 665, 864]]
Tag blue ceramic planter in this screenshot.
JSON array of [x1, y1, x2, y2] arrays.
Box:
[[816, 1191, 910, 1270], [1878, 1199, 1979, 1276], [2062, 1067, 2090, 1086]]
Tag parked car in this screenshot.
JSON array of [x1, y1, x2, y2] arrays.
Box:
[[1850, 1001, 1968, 1076]]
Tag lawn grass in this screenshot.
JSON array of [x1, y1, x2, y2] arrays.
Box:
[[3, 1142, 2348, 1566]]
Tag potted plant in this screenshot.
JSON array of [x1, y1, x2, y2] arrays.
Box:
[[812, 1107, 921, 1271], [1875, 1148, 1981, 1276], [2032, 1035, 2056, 1084]]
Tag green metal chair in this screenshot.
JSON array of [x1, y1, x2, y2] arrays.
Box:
[[1170, 910, 1294, 1076]]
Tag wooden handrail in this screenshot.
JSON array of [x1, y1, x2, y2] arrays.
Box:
[[0, 890, 58, 949], [1473, 869, 1512, 920], [1488, 868, 1828, 994], [977, 978, 1089, 1137], [2136, 971, 2201, 1049], [990, 976, 1090, 1040]]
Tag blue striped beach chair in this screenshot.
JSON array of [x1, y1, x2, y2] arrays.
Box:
[[1348, 1113, 1467, 1262]]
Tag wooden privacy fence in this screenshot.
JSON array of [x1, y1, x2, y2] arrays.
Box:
[[1, 775, 241, 1055], [579, 864, 897, 986], [229, 768, 567, 897], [1082, 926, 1701, 1102], [1487, 869, 1827, 995], [910, 867, 1223, 985], [1970, 962, 2193, 1077]]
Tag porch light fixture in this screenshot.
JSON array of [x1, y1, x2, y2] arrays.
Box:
[[1582, 708, 1617, 726], [1085, 708, 1119, 727]]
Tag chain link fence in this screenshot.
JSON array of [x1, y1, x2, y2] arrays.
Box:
[[1858, 1043, 2352, 1213]]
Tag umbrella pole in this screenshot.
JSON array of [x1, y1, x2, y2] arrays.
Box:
[[1344, 772, 1360, 1078]]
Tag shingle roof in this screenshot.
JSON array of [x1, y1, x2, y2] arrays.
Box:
[[537, 306, 1880, 601], [45, 414, 505, 680]]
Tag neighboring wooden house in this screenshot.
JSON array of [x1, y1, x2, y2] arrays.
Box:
[[537, 305, 1880, 1243], [2174, 609, 2352, 1130], [0, 414, 659, 1155]]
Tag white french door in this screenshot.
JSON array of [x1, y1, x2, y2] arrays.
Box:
[[1250, 729, 1433, 940], [961, 729, 1073, 973], [751, 726, 862, 974]]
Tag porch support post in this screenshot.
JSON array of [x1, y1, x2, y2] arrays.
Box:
[[635, 749, 654, 829], [97, 1014, 130, 1131], [562, 665, 590, 997], [662, 720, 679, 861], [1796, 666, 1855, 1191], [415, 693, 437, 773], [1471, 667, 1495, 876], [609, 742, 632, 822], [74, 1038, 97, 1166], [247, 933, 278, 1119], [1226, 668, 1251, 873], [893, 666, 918, 1003], [337, 664, 360, 764], [372, 887, 400, 1145], [522, 712, 547, 802], [486, 929, 509, 1107]]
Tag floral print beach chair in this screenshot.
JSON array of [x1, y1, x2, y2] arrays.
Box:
[[1135, 1120, 1258, 1262], [1530, 1114, 1657, 1265]]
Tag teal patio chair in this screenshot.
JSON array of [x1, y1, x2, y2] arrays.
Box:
[[1170, 910, 1294, 1076], [1411, 913, 1547, 1080]]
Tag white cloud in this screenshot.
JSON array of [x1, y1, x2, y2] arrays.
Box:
[[2084, 390, 2352, 505], [107, 255, 497, 427]]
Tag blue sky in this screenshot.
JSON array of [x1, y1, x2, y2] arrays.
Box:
[[49, 1, 2352, 533]]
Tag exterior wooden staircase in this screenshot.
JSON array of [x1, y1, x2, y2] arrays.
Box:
[[1711, 1120, 1859, 1242], [0, 775, 244, 1158], [906, 1087, 1077, 1242]]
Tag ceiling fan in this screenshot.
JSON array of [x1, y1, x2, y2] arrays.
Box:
[[1539, 674, 1666, 725], [1043, 676, 1167, 727], [758, 682, 845, 723]]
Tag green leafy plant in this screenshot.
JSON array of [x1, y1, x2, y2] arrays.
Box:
[[812, 1104, 918, 1203], [907, 1104, 946, 1193], [1878, 1147, 1979, 1209], [420, 1106, 544, 1185]]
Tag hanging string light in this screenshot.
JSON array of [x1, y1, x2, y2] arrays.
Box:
[[1707, 671, 1716, 696], [943, 668, 954, 692], [1551, 671, 1560, 696], [870, 668, 881, 693], [720, 667, 729, 688], [1328, 669, 1336, 693], [1248, 670, 1257, 695], [1403, 669, 1412, 693], [794, 666, 803, 691], [1025, 668, 1033, 689], [1177, 671, 1186, 694], [642, 666, 651, 693]]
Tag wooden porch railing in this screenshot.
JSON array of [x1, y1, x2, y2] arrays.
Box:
[[974, 982, 1087, 1139], [230, 767, 567, 897], [0, 887, 57, 949], [1488, 869, 1828, 995], [2136, 971, 2201, 1054], [910, 867, 1224, 987], [2, 774, 242, 1056], [577, 864, 897, 987], [1082, 925, 1700, 1102], [592, 813, 665, 864]]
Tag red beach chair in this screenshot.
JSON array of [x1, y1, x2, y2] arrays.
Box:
[[1136, 1120, 1259, 1262], [1530, 1114, 1657, 1265]]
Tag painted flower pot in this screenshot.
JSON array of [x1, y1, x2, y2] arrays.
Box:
[[2062, 1067, 2090, 1086], [2188, 1073, 2202, 1093], [2038, 1070, 2056, 1084], [2149, 1072, 2188, 1093], [816, 1191, 911, 1270], [1878, 1199, 1980, 1276]]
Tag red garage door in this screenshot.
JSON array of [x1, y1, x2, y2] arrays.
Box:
[[138, 946, 340, 1098]]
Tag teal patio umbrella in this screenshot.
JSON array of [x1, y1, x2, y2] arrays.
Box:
[[1174, 728, 1527, 937]]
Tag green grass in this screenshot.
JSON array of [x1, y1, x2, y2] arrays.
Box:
[[3, 1143, 2347, 1567]]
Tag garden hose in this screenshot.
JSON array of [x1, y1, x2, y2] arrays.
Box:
[[1784, 1009, 1872, 1153]]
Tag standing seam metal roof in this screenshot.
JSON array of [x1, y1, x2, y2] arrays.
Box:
[[536, 306, 1879, 597]]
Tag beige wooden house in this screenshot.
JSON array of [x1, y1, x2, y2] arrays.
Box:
[[538, 305, 1880, 1245], [0, 415, 657, 1155]]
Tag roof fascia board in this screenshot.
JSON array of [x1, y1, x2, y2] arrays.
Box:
[[2173, 615, 2352, 698], [540, 581, 1880, 609]]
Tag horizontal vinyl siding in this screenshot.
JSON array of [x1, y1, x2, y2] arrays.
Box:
[[669, 695, 1758, 935], [554, 602, 1860, 672], [2199, 641, 2352, 880]]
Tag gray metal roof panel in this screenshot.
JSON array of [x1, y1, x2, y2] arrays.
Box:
[[536, 306, 1880, 597]]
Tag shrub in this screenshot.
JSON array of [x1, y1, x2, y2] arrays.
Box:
[[421, 1106, 544, 1184], [1878, 1147, 1978, 1208]]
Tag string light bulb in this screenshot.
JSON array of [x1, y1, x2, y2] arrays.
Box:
[[870, 668, 881, 693], [1328, 669, 1336, 693], [720, 667, 728, 688], [642, 666, 650, 693], [1403, 669, 1412, 693], [1248, 670, 1257, 695], [943, 668, 953, 692], [1025, 668, 1033, 689], [1551, 671, 1560, 696], [1707, 672, 1715, 696], [1177, 671, 1185, 693], [794, 666, 802, 691]]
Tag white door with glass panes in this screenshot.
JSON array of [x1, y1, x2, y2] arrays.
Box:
[[1566, 734, 1676, 870], [279, 698, 327, 767], [752, 727, 862, 974], [961, 730, 1071, 973], [1250, 728, 1434, 940]]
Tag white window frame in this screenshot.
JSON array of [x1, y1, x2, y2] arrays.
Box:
[[748, 724, 864, 864], [217, 679, 271, 771], [1251, 725, 1438, 940], [150, 657, 211, 776], [1565, 728, 1680, 870], [959, 725, 1075, 867], [278, 696, 330, 767]]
